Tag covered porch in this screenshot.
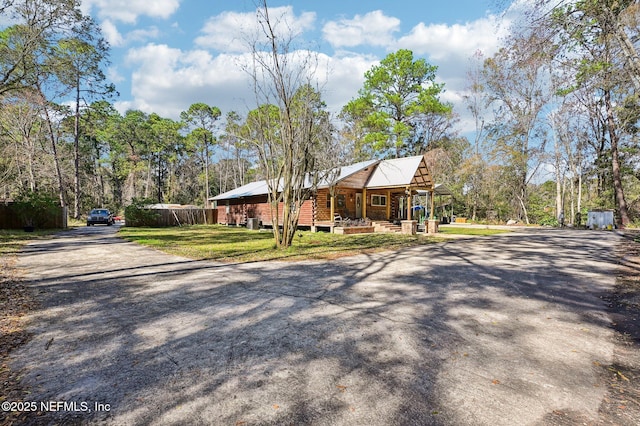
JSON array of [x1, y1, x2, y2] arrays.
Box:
[[321, 155, 443, 234]]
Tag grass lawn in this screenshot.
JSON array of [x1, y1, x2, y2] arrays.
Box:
[[437, 226, 512, 236], [0, 229, 60, 256], [118, 225, 448, 263]]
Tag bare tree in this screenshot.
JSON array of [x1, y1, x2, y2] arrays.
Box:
[[528, 0, 636, 225], [220, 111, 255, 192], [481, 32, 555, 224], [238, 0, 336, 248], [0, 91, 45, 192], [462, 50, 490, 221]]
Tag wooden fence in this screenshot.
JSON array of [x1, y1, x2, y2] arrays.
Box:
[[0, 203, 67, 229], [126, 208, 217, 227]]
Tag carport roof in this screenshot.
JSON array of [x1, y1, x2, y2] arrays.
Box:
[[417, 184, 452, 196]]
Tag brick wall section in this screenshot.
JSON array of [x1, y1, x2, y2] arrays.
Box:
[[334, 226, 374, 235]]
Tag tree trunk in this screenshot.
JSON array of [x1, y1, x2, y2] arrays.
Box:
[[204, 141, 210, 206], [553, 127, 564, 224], [577, 169, 582, 220], [73, 80, 81, 218], [555, 174, 563, 224], [569, 177, 575, 226], [611, 12, 640, 93], [26, 138, 35, 191], [518, 193, 530, 225], [145, 157, 152, 199], [38, 88, 66, 208], [604, 89, 630, 226], [518, 167, 530, 224], [157, 151, 162, 203]]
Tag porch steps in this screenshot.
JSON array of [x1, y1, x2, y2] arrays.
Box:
[[371, 221, 402, 233]]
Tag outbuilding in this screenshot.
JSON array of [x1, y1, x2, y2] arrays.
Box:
[[586, 209, 615, 230]]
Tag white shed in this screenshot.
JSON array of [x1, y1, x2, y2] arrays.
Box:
[[586, 209, 615, 230]]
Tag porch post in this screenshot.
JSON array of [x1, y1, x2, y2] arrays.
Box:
[[386, 190, 391, 220], [362, 188, 367, 218], [430, 189, 435, 219], [407, 188, 412, 221], [330, 192, 335, 220]]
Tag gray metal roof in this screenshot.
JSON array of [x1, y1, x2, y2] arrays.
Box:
[[210, 159, 378, 201], [210, 157, 446, 201], [364, 155, 424, 188], [210, 180, 270, 201], [417, 184, 452, 196], [319, 159, 378, 187]]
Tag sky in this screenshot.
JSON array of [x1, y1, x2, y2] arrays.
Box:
[[78, 0, 519, 131]]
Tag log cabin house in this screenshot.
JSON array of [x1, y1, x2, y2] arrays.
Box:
[[210, 154, 449, 233]]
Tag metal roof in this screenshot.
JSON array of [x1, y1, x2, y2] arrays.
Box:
[[318, 159, 378, 187], [210, 159, 378, 201], [210, 157, 442, 201], [365, 155, 427, 188], [417, 184, 452, 196], [210, 180, 270, 201]]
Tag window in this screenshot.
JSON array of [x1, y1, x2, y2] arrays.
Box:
[[371, 195, 387, 207], [326, 193, 331, 208], [336, 194, 346, 208]]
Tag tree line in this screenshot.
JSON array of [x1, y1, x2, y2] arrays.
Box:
[[1, 0, 639, 238]]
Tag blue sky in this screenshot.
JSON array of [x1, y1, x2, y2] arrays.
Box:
[[78, 0, 519, 130]]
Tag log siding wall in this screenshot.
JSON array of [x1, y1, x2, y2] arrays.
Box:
[[216, 195, 314, 227], [216, 186, 402, 227], [366, 190, 391, 220]]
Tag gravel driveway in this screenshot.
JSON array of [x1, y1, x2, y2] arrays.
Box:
[[11, 226, 620, 425]]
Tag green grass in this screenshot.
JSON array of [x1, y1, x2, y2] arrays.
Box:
[[437, 226, 512, 236], [67, 217, 86, 227], [118, 224, 447, 263], [0, 229, 60, 256]]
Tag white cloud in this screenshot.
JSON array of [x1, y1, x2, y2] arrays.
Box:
[[100, 19, 124, 47], [107, 66, 125, 85], [120, 43, 379, 120], [124, 44, 251, 118], [322, 54, 379, 110], [322, 10, 400, 48], [397, 15, 508, 62], [82, 0, 181, 24], [195, 6, 316, 53], [117, 5, 523, 136], [113, 99, 135, 114], [127, 27, 161, 44], [100, 20, 160, 48]]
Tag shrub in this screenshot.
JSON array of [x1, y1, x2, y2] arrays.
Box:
[[124, 198, 160, 226], [538, 216, 559, 227], [13, 190, 60, 229]]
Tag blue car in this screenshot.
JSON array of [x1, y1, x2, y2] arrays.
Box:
[[87, 209, 114, 226]]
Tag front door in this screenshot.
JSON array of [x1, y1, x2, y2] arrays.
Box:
[[355, 193, 363, 218], [397, 196, 407, 220]]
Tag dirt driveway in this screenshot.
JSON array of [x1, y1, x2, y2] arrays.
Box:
[[8, 226, 622, 425]]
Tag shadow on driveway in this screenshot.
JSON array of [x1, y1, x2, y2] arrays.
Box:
[[10, 227, 621, 425]]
